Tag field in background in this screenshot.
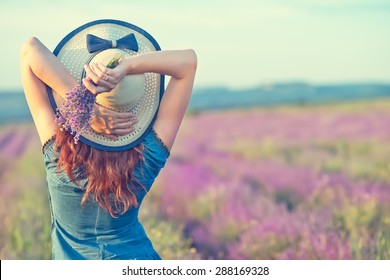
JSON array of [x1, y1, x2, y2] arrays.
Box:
[[1, 99, 390, 259]]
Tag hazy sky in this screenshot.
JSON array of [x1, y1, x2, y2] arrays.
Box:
[[0, 0, 389, 90]]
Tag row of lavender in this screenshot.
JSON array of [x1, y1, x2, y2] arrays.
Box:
[[1, 100, 390, 259], [149, 100, 390, 259]]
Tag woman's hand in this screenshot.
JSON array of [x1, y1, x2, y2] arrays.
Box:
[[91, 103, 138, 140], [82, 61, 126, 95]]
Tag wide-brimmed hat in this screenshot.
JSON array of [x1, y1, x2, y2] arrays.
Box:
[[46, 19, 164, 151]]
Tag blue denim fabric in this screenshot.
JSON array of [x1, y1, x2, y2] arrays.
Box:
[[43, 128, 170, 260]]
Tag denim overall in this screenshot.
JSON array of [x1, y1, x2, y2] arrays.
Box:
[[43, 128, 170, 260]]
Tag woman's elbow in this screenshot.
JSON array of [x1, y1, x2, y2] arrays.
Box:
[[20, 37, 40, 60], [186, 49, 197, 71], [174, 49, 197, 80], [179, 49, 197, 78]]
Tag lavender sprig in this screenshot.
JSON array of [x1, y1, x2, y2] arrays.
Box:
[[106, 56, 122, 69], [55, 85, 96, 144]]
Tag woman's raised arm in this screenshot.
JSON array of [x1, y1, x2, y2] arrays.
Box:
[[85, 49, 197, 152], [20, 37, 140, 144]]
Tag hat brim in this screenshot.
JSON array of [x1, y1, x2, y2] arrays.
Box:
[[46, 19, 165, 152]]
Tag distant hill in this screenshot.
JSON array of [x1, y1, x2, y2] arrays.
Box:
[[1, 83, 390, 124], [189, 83, 390, 112], [0, 91, 32, 124]]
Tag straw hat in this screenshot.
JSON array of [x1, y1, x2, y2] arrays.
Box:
[[46, 19, 164, 151]]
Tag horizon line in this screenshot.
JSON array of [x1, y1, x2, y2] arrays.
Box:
[[2, 80, 390, 93]]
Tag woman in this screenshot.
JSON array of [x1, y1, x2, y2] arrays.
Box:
[[20, 20, 197, 260]]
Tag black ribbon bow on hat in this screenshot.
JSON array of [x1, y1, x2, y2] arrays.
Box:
[[86, 33, 139, 53]]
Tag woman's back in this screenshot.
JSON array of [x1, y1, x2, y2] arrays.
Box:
[[43, 128, 170, 260], [21, 20, 196, 260]]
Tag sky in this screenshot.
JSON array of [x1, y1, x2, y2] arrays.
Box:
[[0, 0, 389, 90]]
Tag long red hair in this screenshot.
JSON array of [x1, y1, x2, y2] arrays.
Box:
[[54, 129, 146, 217]]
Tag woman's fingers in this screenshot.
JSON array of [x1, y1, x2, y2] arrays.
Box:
[[106, 109, 135, 120], [93, 125, 137, 137], [84, 64, 116, 90], [93, 103, 136, 121], [110, 126, 138, 136], [82, 77, 107, 95], [90, 103, 138, 136], [101, 134, 118, 141], [96, 62, 110, 74], [111, 118, 138, 131], [91, 62, 110, 82], [114, 121, 137, 130], [103, 116, 138, 131], [96, 63, 121, 84]]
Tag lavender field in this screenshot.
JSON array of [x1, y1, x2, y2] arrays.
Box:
[[1, 99, 390, 259]]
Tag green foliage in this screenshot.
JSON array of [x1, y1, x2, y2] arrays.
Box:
[[140, 185, 201, 260], [229, 138, 279, 160], [186, 109, 201, 116], [1, 149, 51, 259], [6, 188, 51, 259], [106, 56, 123, 69], [273, 189, 303, 212], [188, 187, 226, 220], [331, 199, 390, 259]]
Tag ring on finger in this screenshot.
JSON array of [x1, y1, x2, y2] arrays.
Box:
[[102, 74, 108, 81]]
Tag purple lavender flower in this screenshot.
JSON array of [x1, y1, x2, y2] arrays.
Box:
[[55, 85, 96, 144]]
